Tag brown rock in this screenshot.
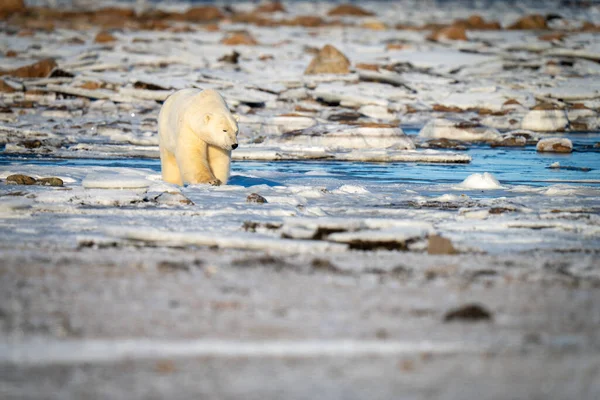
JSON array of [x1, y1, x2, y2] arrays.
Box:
[[221, 31, 258, 46], [247, 193, 267, 204], [433, 104, 463, 113], [0, 0, 25, 18], [78, 81, 103, 90], [428, 24, 468, 41], [508, 14, 547, 30], [355, 63, 379, 71], [503, 99, 522, 106], [218, 51, 240, 64], [180, 6, 223, 22], [37, 177, 64, 187], [570, 103, 589, 110], [0, 79, 17, 93], [304, 45, 350, 75], [361, 20, 387, 30], [456, 15, 501, 30], [0, 58, 57, 79], [538, 32, 566, 41], [581, 21, 600, 32], [327, 4, 374, 17], [283, 16, 324, 27], [386, 43, 407, 51], [230, 12, 275, 27], [94, 30, 117, 43], [533, 102, 562, 110], [254, 2, 285, 13], [490, 136, 526, 147], [6, 174, 36, 185], [5, 50, 18, 57], [428, 235, 458, 255], [423, 139, 467, 150], [19, 139, 42, 149], [551, 143, 572, 153], [444, 304, 492, 322]]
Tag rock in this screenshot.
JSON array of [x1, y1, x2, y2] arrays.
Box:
[[283, 16, 325, 28], [536, 137, 573, 153], [180, 6, 224, 22], [247, 193, 267, 204], [419, 119, 502, 142], [254, 2, 285, 13], [94, 31, 117, 43], [155, 191, 194, 205], [538, 32, 567, 41], [428, 235, 457, 255], [355, 63, 379, 71], [521, 108, 569, 132], [490, 136, 526, 147], [0, 79, 17, 93], [433, 104, 463, 113], [428, 24, 468, 41], [458, 15, 501, 30], [304, 45, 350, 75], [508, 14, 547, 30], [6, 174, 36, 185], [221, 31, 258, 46], [37, 177, 64, 187], [0, 0, 25, 18], [218, 51, 240, 64], [594, 142, 600, 148], [0, 58, 57, 79], [361, 20, 387, 30], [421, 138, 467, 150], [78, 81, 104, 90], [19, 139, 42, 149], [444, 304, 493, 322], [327, 4, 374, 17]]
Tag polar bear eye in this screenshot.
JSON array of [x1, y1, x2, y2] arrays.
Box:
[[223, 129, 228, 133]]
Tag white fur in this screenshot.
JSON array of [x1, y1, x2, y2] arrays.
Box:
[[158, 89, 239, 186]]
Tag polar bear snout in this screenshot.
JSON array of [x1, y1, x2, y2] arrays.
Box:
[[231, 143, 238, 150]]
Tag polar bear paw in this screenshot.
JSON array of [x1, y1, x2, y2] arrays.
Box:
[[209, 178, 222, 186]]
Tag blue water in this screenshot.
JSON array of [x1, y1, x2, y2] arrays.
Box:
[[1, 131, 599, 187]]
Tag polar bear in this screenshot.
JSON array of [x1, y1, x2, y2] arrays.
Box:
[[158, 88, 239, 186]]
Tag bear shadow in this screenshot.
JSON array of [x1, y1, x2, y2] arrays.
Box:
[[228, 175, 284, 187]]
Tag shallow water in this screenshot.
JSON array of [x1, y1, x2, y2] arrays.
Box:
[[1, 131, 599, 188]]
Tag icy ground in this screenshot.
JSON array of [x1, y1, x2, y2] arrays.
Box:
[[1, 1, 600, 399]]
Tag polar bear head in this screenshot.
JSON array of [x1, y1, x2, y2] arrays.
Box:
[[202, 113, 239, 151]]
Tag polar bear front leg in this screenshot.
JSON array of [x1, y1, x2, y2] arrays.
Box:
[[176, 142, 221, 186], [207, 145, 232, 185], [160, 147, 183, 186]]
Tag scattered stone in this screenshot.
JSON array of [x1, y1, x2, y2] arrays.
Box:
[[428, 235, 458, 255], [221, 31, 258, 46], [508, 14, 547, 30], [155, 191, 194, 205], [538, 32, 567, 41], [361, 20, 387, 30], [179, 6, 224, 22], [246, 193, 267, 204], [386, 43, 407, 50], [444, 304, 493, 322], [78, 81, 104, 90], [536, 137, 573, 153], [327, 4, 374, 17], [255, 2, 285, 13], [157, 260, 190, 273], [0, 79, 17, 93], [490, 136, 526, 148], [421, 138, 467, 150], [433, 104, 463, 113], [304, 45, 350, 75], [595, 142, 600, 148], [36, 177, 64, 187], [455, 15, 501, 30], [0, 0, 25, 18], [49, 69, 74, 78], [94, 30, 117, 43], [0, 58, 57, 79], [283, 16, 324, 28], [355, 63, 379, 71], [548, 162, 591, 172], [218, 51, 240, 64], [428, 24, 468, 41], [521, 108, 569, 132], [133, 81, 168, 91], [6, 174, 36, 185]]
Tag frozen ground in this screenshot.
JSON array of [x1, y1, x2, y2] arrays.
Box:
[[1, 1, 600, 399]]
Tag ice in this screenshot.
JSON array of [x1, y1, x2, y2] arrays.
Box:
[[419, 119, 502, 142], [458, 173, 504, 190]]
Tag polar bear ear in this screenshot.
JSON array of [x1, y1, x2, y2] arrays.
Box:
[[203, 113, 213, 124], [233, 114, 240, 122]]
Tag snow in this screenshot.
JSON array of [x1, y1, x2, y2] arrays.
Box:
[[458, 173, 504, 190], [521, 110, 570, 132], [82, 172, 151, 189], [536, 137, 573, 153]]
